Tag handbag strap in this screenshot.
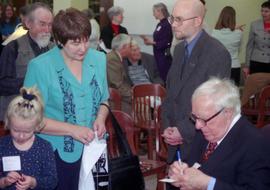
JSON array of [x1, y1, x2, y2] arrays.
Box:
[[101, 103, 133, 156]]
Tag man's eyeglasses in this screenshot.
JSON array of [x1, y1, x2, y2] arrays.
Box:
[[190, 108, 224, 126], [168, 15, 198, 26]]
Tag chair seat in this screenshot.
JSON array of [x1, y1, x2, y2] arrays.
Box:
[[106, 110, 167, 190]]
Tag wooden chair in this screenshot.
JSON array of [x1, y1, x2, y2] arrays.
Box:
[[132, 84, 166, 159], [109, 88, 121, 110], [155, 106, 168, 162], [242, 85, 270, 126], [256, 86, 270, 128], [0, 121, 9, 137], [106, 110, 166, 190]]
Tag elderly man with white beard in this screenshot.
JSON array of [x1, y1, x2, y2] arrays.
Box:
[[0, 2, 54, 121]]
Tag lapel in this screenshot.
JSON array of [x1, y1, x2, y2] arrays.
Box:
[[172, 31, 207, 98], [54, 47, 94, 89], [171, 43, 185, 98], [200, 117, 244, 173]]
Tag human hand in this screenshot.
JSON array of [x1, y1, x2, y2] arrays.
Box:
[[2, 171, 21, 187], [235, 24, 245, 31], [162, 127, 183, 145], [15, 174, 37, 190], [242, 67, 250, 78], [170, 166, 211, 190], [93, 118, 106, 139], [168, 161, 188, 187], [142, 37, 154, 45], [71, 125, 95, 144]]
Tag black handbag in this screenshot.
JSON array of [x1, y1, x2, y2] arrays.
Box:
[[101, 103, 145, 190]]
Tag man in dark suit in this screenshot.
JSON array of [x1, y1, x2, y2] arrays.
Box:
[[123, 40, 164, 86], [161, 0, 231, 165], [168, 78, 270, 190]]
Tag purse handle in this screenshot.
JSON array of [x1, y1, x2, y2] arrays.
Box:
[[101, 103, 133, 156]]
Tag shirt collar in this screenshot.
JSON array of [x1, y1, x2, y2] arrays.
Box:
[[185, 30, 203, 57], [217, 113, 241, 145]]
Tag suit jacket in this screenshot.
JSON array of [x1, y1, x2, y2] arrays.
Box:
[[123, 52, 164, 86], [246, 19, 270, 66], [187, 116, 270, 190], [161, 30, 231, 163], [100, 24, 128, 49], [106, 50, 131, 99]]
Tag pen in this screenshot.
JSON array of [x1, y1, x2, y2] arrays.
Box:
[[177, 148, 183, 175]]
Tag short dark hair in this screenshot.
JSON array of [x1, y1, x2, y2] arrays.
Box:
[[262, 1, 270, 9], [52, 8, 91, 46]]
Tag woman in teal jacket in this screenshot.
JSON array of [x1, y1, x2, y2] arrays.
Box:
[[24, 8, 109, 189]]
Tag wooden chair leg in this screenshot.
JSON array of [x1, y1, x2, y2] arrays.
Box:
[[147, 130, 154, 159], [156, 171, 166, 190]]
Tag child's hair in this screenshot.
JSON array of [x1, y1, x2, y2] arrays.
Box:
[[4, 87, 45, 131]]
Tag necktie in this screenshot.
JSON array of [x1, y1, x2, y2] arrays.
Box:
[[183, 44, 189, 64], [202, 142, 217, 162], [180, 43, 189, 79]]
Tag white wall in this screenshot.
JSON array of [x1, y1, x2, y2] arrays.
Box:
[[114, 0, 265, 62], [114, 0, 175, 35]]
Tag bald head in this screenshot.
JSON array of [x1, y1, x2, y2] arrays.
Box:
[[174, 0, 205, 19], [171, 0, 205, 42]]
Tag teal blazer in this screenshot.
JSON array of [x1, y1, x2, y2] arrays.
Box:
[[24, 47, 109, 163]]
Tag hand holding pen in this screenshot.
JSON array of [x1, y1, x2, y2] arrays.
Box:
[[177, 148, 183, 175]]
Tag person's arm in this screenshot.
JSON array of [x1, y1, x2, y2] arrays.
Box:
[[107, 55, 131, 98], [245, 22, 255, 70], [93, 101, 109, 138], [0, 40, 21, 96]]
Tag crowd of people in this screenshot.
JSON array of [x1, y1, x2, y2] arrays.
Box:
[[0, 0, 269, 190]]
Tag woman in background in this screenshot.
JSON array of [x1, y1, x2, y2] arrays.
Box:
[[212, 6, 243, 86], [100, 6, 128, 50], [245, 1, 270, 74], [82, 8, 100, 49], [142, 3, 173, 82], [1, 3, 19, 40], [24, 8, 109, 189]]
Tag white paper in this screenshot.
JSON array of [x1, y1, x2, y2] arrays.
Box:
[[192, 162, 201, 169], [159, 178, 176, 183], [2, 156, 21, 172], [98, 41, 111, 53], [78, 133, 107, 190]]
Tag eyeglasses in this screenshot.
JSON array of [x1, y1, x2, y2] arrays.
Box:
[[190, 108, 224, 126], [168, 15, 198, 25]]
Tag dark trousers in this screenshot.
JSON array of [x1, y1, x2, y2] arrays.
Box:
[[54, 151, 82, 190], [231, 68, 241, 86], [250, 60, 270, 74]]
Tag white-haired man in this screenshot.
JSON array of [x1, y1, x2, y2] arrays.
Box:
[[0, 2, 54, 121], [169, 77, 270, 190], [161, 0, 231, 168], [106, 33, 132, 113]]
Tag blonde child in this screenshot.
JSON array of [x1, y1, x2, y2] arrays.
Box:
[[0, 87, 57, 190]]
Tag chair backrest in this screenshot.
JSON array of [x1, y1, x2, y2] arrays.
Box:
[[155, 105, 168, 161], [109, 88, 122, 110], [256, 86, 270, 128], [132, 84, 166, 123], [106, 110, 137, 158]]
